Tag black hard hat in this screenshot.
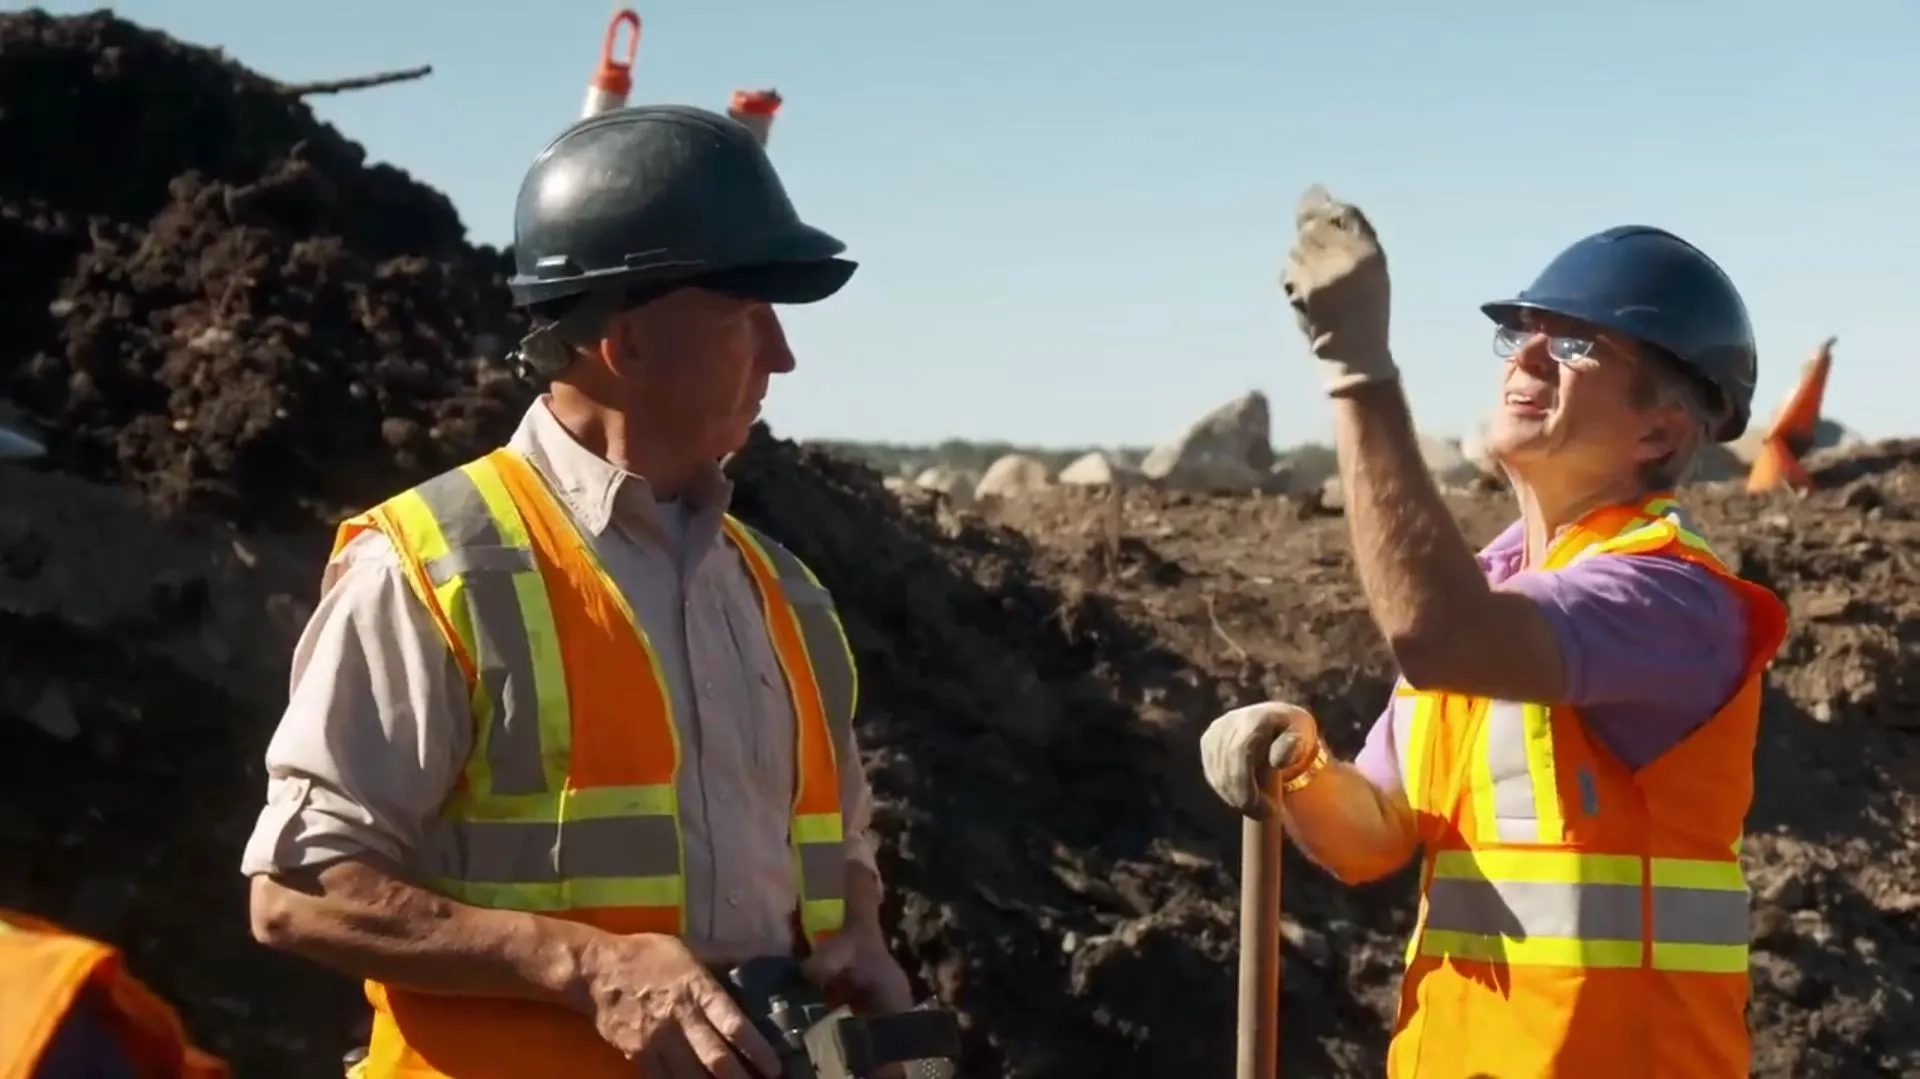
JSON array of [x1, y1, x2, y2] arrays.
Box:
[[1481, 226, 1757, 442], [507, 104, 855, 310]]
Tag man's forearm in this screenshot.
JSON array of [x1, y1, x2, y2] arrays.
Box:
[[1279, 761, 1419, 884], [844, 860, 886, 937], [250, 859, 599, 1012], [1333, 382, 1491, 655]]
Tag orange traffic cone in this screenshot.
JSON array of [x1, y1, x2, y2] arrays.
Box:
[[581, 9, 642, 119], [1746, 337, 1834, 494]]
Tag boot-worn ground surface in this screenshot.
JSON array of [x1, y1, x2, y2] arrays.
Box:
[[2, 11, 1915, 1078]]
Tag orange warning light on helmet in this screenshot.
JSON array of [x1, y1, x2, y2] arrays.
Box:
[[582, 10, 642, 118]]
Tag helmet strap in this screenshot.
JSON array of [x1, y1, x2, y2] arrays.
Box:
[[508, 291, 627, 381]]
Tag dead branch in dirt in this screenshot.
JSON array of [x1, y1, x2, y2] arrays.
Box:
[[1203, 593, 1249, 660], [278, 65, 432, 98]]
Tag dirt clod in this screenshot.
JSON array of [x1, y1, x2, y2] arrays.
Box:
[[2, 11, 1916, 1079]]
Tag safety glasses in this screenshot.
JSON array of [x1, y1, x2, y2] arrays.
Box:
[[1491, 324, 1602, 368]]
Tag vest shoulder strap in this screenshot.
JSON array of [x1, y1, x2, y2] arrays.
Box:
[[725, 517, 860, 738]]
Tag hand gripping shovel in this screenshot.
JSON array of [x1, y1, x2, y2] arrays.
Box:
[[1236, 732, 1293, 1079]]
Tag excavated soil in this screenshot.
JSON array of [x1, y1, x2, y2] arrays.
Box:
[[2, 11, 1917, 1079]]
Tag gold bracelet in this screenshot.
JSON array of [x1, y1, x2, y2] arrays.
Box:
[[1281, 741, 1332, 794]]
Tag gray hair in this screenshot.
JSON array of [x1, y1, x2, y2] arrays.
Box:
[[1632, 355, 1723, 492]]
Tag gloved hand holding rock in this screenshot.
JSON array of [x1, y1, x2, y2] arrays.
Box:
[[1280, 184, 1398, 395], [1198, 702, 1325, 819]]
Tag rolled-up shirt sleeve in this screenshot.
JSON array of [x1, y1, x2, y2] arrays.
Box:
[[1499, 553, 1747, 768], [239, 531, 470, 877]]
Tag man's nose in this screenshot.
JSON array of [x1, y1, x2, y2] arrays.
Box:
[[753, 307, 796, 374], [1509, 333, 1559, 378]]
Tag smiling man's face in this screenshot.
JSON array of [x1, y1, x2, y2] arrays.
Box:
[[1484, 312, 1692, 484]]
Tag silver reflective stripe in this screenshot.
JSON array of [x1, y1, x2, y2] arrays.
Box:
[[412, 469, 500, 548], [1652, 887, 1750, 945], [797, 840, 843, 899], [789, 596, 855, 741], [734, 523, 857, 740], [1426, 876, 1748, 952], [425, 545, 535, 584], [432, 814, 682, 883], [412, 469, 549, 797], [1484, 699, 1547, 842], [1424, 877, 1642, 940]]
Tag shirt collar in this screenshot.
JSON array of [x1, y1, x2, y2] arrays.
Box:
[[506, 399, 733, 544]]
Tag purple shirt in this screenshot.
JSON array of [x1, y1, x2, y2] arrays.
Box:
[[1353, 519, 1749, 792]]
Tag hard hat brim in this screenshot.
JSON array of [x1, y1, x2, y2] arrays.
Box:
[[1480, 296, 1609, 331], [0, 422, 46, 460], [705, 257, 858, 305]]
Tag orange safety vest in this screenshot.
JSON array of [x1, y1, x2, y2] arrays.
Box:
[[331, 448, 858, 1079], [0, 909, 229, 1079], [1386, 495, 1788, 1079]]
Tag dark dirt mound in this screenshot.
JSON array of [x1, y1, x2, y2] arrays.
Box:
[[3, 10, 1917, 1079], [0, 8, 527, 526]]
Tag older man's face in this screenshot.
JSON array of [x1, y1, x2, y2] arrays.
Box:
[[608, 288, 797, 459], [1482, 313, 1681, 481]]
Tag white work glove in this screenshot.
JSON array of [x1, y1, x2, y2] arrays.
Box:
[[1280, 185, 1399, 395], [1199, 702, 1323, 820]]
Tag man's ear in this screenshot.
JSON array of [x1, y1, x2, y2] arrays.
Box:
[[595, 310, 636, 374], [1636, 403, 1694, 464]]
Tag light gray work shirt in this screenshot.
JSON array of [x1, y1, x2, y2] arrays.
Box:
[[240, 399, 879, 963]]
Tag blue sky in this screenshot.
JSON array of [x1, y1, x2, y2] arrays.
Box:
[[52, 0, 1917, 448]]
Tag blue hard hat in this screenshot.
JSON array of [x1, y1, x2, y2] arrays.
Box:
[[1481, 226, 1757, 441]]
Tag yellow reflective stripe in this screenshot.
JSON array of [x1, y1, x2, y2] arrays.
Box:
[[1653, 942, 1748, 974], [1651, 857, 1746, 890], [435, 875, 683, 912], [1587, 499, 1725, 567], [800, 898, 847, 941], [447, 783, 677, 823], [1518, 704, 1562, 838], [1419, 928, 1642, 969], [1432, 848, 1642, 885], [381, 487, 500, 796], [509, 569, 571, 791], [794, 812, 844, 843], [1468, 720, 1496, 843], [1402, 696, 1434, 810], [384, 488, 453, 561], [461, 458, 573, 795], [461, 458, 531, 548]]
